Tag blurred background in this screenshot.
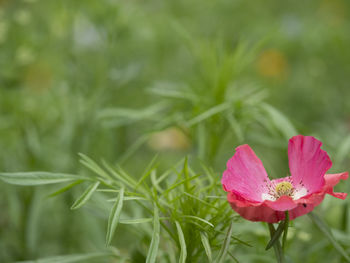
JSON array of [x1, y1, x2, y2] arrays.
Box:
[[1, 0, 350, 262]]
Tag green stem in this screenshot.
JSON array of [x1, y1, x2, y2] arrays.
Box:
[[268, 223, 284, 263], [282, 211, 289, 251]]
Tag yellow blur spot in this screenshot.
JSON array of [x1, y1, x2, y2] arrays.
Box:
[[256, 49, 288, 80], [148, 127, 191, 151], [23, 62, 53, 92]]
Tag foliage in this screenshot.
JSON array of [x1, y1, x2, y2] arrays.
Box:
[[0, 0, 350, 262]]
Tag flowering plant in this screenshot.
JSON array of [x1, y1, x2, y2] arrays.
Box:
[[222, 135, 348, 223]]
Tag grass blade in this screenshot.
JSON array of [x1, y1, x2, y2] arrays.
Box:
[[181, 215, 214, 228], [186, 103, 230, 127], [265, 220, 285, 250], [108, 196, 148, 202], [71, 181, 100, 210], [146, 205, 160, 263], [18, 251, 116, 263], [120, 217, 170, 224], [136, 154, 159, 189], [268, 223, 284, 263], [79, 153, 111, 180], [120, 218, 153, 224], [200, 232, 212, 262], [262, 103, 297, 139], [162, 174, 201, 196], [102, 161, 137, 189], [175, 221, 187, 263], [309, 212, 350, 262], [215, 219, 234, 263], [0, 172, 87, 186], [47, 180, 83, 198], [106, 187, 125, 246]]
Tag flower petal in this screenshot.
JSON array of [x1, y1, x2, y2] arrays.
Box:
[[222, 145, 270, 202], [227, 192, 285, 223], [288, 135, 332, 194], [264, 196, 298, 211], [228, 192, 324, 223], [323, 172, 348, 199], [288, 202, 320, 220]]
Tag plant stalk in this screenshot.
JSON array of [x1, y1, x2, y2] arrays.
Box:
[[268, 223, 284, 263], [282, 211, 289, 251]]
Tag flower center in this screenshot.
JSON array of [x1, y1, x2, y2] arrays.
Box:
[[275, 181, 294, 198]]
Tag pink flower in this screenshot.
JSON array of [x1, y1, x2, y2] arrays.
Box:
[[222, 135, 348, 223]]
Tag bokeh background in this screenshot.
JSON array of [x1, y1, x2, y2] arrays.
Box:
[[1, 0, 350, 262]]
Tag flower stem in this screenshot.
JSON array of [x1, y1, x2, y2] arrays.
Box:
[[268, 223, 284, 263], [282, 211, 289, 251]]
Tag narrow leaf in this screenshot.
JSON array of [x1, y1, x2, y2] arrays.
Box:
[[108, 196, 148, 202], [216, 219, 234, 263], [162, 174, 201, 196], [336, 135, 350, 163], [71, 181, 100, 210], [262, 103, 297, 139], [106, 187, 125, 246], [0, 172, 86, 186], [182, 215, 214, 228], [268, 224, 284, 263], [102, 161, 136, 189], [120, 217, 169, 224], [136, 154, 159, 188], [18, 251, 115, 263], [120, 218, 153, 224], [186, 103, 230, 127], [175, 221, 187, 263], [309, 212, 350, 262], [200, 232, 212, 262], [47, 180, 83, 198], [265, 220, 285, 250], [146, 205, 160, 263], [79, 153, 111, 180], [184, 192, 218, 210]]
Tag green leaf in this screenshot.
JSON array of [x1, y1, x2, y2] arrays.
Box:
[[226, 113, 244, 143], [182, 157, 190, 192], [308, 212, 350, 262], [0, 172, 86, 186], [18, 251, 116, 263], [102, 161, 137, 189], [175, 221, 187, 263], [120, 218, 153, 224], [336, 135, 350, 163], [136, 154, 159, 189], [215, 219, 234, 263], [71, 181, 100, 210], [108, 196, 148, 202], [146, 205, 160, 263], [182, 215, 214, 228], [79, 153, 111, 180], [120, 217, 169, 224], [147, 82, 197, 102], [47, 180, 84, 198], [106, 187, 125, 246], [162, 174, 201, 196], [184, 192, 218, 210], [265, 220, 285, 250], [268, 223, 284, 263], [118, 135, 149, 164], [262, 103, 297, 139], [186, 103, 230, 127], [200, 232, 212, 262]]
